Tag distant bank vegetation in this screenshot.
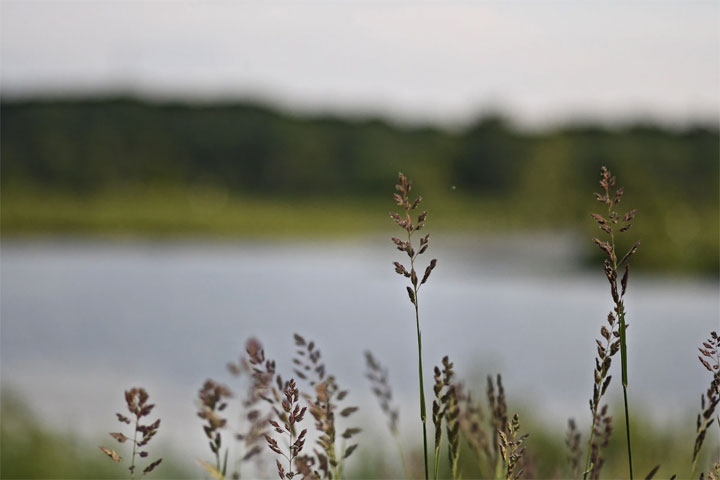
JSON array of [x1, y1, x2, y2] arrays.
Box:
[[1, 98, 717, 274]]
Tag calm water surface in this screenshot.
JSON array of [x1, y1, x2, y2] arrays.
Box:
[[1, 237, 717, 457]]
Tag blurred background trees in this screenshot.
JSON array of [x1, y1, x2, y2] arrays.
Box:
[[2, 97, 717, 273]]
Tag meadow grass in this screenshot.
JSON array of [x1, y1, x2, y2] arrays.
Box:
[[3, 388, 717, 479], [390, 172, 438, 480], [98, 388, 163, 479], [8, 169, 717, 479], [0, 390, 189, 479], [86, 170, 717, 480], [586, 167, 639, 480]]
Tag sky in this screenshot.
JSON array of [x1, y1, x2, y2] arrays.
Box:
[[1, 1, 719, 127]]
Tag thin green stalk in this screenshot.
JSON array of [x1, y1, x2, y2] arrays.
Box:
[[409, 227, 429, 480], [494, 449, 503, 480], [415, 297, 429, 480], [130, 414, 139, 480], [328, 428, 339, 480], [288, 425, 295, 480], [613, 259, 633, 480], [619, 311, 633, 480], [608, 192, 633, 480], [582, 418, 597, 480], [451, 454, 459, 480], [336, 439, 345, 480], [689, 458, 699, 480], [619, 313, 628, 388], [622, 385, 633, 479]]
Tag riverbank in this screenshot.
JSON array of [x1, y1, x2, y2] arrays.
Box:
[[2, 187, 717, 274]]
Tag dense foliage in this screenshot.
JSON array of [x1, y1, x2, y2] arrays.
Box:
[[1, 98, 717, 273]]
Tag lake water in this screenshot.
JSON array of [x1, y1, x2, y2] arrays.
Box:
[[1, 236, 717, 461]]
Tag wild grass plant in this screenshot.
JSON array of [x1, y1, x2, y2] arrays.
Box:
[[96, 168, 718, 480], [586, 166, 640, 479], [693, 332, 720, 479], [99, 388, 162, 479], [197, 379, 233, 477], [390, 171, 438, 480], [432, 356, 460, 480]]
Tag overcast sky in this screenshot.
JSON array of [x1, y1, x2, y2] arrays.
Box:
[[2, 1, 718, 127]]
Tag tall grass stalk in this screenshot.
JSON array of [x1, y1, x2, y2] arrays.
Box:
[[414, 286, 429, 480], [585, 166, 639, 480], [99, 387, 163, 478], [390, 172, 437, 480], [197, 379, 232, 478]]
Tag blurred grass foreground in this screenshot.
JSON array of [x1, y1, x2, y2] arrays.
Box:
[[0, 388, 713, 479], [1, 97, 718, 274]]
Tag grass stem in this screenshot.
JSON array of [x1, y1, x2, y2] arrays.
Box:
[[619, 311, 633, 480], [415, 298, 429, 480], [130, 415, 139, 480], [586, 167, 639, 480], [622, 384, 633, 480], [582, 422, 596, 480], [390, 172, 436, 480]]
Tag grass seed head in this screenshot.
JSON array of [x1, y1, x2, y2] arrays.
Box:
[[693, 331, 720, 465], [364, 351, 399, 435], [390, 172, 438, 306], [100, 387, 162, 477]]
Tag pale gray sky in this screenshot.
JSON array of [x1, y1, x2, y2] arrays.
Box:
[[1, 1, 718, 127]]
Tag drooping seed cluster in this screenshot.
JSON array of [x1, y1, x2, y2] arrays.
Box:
[[432, 356, 460, 479], [498, 413, 528, 480], [365, 351, 399, 435], [486, 376, 529, 480], [456, 385, 491, 467], [487, 374, 509, 464], [293, 334, 360, 480], [195, 335, 362, 480], [197, 378, 232, 473], [310, 378, 360, 479], [588, 404, 612, 480], [592, 312, 621, 412], [694, 331, 720, 470], [390, 172, 437, 306], [585, 310, 621, 479], [701, 461, 720, 480], [265, 378, 308, 480], [99, 387, 162, 478], [246, 337, 279, 409], [293, 333, 326, 385], [565, 418, 582, 477], [591, 167, 639, 327], [228, 338, 274, 467], [586, 166, 639, 479], [454, 374, 530, 479], [246, 338, 297, 444]]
